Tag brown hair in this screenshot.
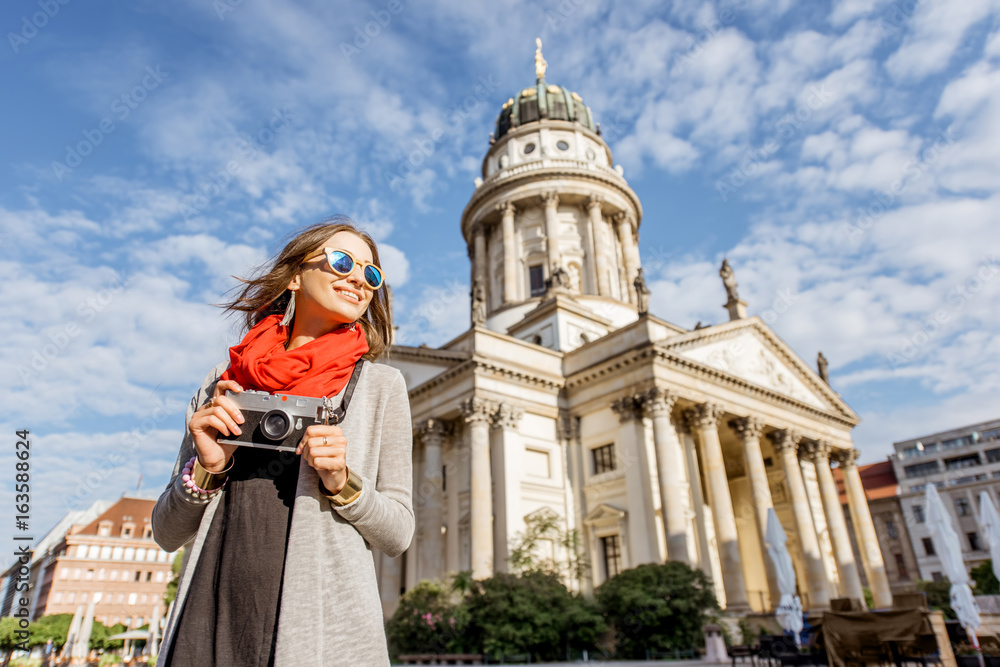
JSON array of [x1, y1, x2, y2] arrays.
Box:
[[222, 216, 393, 360]]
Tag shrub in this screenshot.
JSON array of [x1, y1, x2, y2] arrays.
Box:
[[971, 561, 1000, 595], [918, 578, 956, 620], [596, 561, 719, 659], [464, 570, 605, 662], [386, 579, 469, 657]]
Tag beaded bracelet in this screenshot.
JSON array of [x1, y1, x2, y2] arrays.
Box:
[[180, 455, 234, 500]]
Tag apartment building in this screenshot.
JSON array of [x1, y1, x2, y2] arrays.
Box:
[[1, 496, 176, 628], [890, 418, 1000, 581]]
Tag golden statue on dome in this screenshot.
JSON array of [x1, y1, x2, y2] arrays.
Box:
[[534, 37, 547, 81]]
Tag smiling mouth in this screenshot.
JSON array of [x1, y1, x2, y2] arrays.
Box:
[[335, 288, 361, 302]]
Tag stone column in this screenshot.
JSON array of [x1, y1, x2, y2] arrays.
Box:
[[772, 429, 830, 609], [497, 201, 518, 304], [472, 223, 487, 287], [415, 418, 449, 581], [491, 403, 524, 573], [615, 212, 638, 304], [808, 441, 864, 604], [542, 190, 561, 271], [686, 403, 750, 611], [461, 397, 495, 579], [679, 420, 711, 571], [839, 448, 893, 608], [730, 415, 780, 609], [445, 438, 462, 573], [640, 388, 689, 563], [610, 396, 660, 565], [586, 196, 608, 296]]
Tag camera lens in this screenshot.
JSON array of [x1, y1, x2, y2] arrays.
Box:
[[260, 410, 292, 440]]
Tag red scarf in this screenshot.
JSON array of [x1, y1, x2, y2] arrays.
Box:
[[221, 314, 369, 398]]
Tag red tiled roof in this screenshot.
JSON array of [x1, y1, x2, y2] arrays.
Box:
[[832, 460, 898, 505], [70, 497, 156, 536]]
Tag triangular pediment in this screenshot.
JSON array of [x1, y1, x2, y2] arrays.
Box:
[[583, 503, 626, 525], [659, 318, 857, 421]]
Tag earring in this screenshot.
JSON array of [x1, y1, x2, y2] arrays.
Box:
[[280, 291, 296, 327]]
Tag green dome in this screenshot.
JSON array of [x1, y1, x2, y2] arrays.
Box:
[[494, 80, 597, 140]]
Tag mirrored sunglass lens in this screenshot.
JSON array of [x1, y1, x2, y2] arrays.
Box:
[[328, 251, 354, 274], [364, 265, 382, 287]]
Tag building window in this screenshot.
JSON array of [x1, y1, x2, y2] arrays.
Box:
[[110, 570, 118, 581], [529, 265, 545, 297], [556, 140, 570, 151], [912, 505, 925, 523], [67, 592, 75, 603], [894, 553, 909, 580], [112, 546, 124, 560], [932, 572, 943, 582], [886, 520, 899, 539], [968, 532, 981, 551], [98, 521, 113, 537], [121, 523, 134, 538], [601, 535, 623, 579], [54, 592, 63, 603], [592, 444, 616, 475], [60, 568, 68, 580], [134, 571, 141, 582], [945, 455, 981, 471], [985, 448, 1000, 463], [155, 571, 165, 583], [956, 498, 971, 516], [145, 571, 152, 582], [904, 461, 941, 478], [143, 526, 153, 539], [922, 537, 936, 556], [85, 569, 94, 581], [128, 593, 137, 605], [100, 546, 112, 560]]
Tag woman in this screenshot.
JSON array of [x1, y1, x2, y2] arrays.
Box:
[[152, 218, 414, 667]]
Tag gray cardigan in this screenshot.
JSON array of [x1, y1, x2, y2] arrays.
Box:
[[152, 360, 414, 667]]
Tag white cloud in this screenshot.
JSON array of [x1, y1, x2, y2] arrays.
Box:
[[885, 0, 1000, 81]]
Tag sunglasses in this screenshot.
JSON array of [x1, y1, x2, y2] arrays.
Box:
[[305, 247, 384, 290]]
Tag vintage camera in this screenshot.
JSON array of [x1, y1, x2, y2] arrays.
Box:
[[217, 390, 340, 452]]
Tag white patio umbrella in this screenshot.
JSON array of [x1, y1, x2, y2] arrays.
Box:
[[71, 597, 98, 660], [766, 508, 803, 647], [147, 602, 161, 656], [59, 605, 84, 660], [979, 491, 1000, 584], [926, 484, 983, 667]]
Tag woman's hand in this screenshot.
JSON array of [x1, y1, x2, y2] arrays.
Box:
[[187, 380, 244, 473], [297, 424, 349, 495]]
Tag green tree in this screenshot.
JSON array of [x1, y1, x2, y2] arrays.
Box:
[[463, 570, 605, 662], [1, 616, 29, 666], [26, 614, 73, 649], [596, 561, 719, 660], [918, 578, 956, 620], [971, 561, 1000, 595], [507, 513, 589, 583], [90, 620, 128, 651], [164, 550, 185, 607]]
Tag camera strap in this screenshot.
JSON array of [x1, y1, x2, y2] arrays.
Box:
[[325, 359, 366, 425]]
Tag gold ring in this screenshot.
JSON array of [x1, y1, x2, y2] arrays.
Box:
[[323, 436, 328, 446]]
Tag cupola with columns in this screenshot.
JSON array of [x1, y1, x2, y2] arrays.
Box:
[[461, 39, 644, 351]]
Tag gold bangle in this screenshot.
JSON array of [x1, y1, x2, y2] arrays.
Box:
[[193, 455, 235, 491], [320, 468, 363, 506]]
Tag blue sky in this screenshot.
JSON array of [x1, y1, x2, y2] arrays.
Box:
[[1, 0, 999, 549]]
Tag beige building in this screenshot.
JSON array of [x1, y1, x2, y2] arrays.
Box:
[[374, 47, 893, 617], [1, 497, 175, 628]]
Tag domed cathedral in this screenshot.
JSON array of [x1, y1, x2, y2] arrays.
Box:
[[379, 42, 892, 619], [464, 38, 643, 346]]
